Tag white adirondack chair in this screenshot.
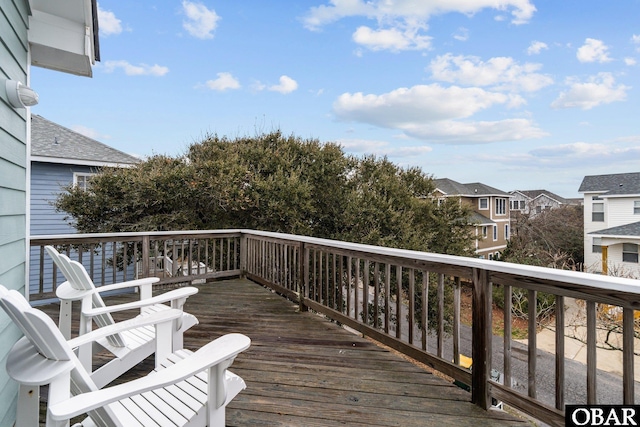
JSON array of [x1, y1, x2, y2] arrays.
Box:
[[46, 245, 200, 388], [0, 285, 250, 427]]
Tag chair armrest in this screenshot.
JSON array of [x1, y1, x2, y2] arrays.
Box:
[[6, 337, 75, 386], [56, 282, 93, 301], [49, 333, 251, 421], [68, 309, 184, 349], [93, 277, 161, 294], [82, 287, 198, 317]]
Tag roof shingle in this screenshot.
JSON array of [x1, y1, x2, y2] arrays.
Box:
[[31, 115, 139, 165]]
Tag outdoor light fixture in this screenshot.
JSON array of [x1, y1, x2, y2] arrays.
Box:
[[5, 80, 39, 109]]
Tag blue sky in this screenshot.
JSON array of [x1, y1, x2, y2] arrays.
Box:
[[31, 0, 640, 198]]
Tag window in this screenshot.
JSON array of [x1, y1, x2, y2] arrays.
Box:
[[488, 253, 493, 260], [536, 206, 542, 214], [634, 201, 640, 214], [592, 237, 602, 253], [623, 244, 639, 263], [505, 224, 509, 240], [493, 225, 498, 241], [592, 203, 604, 222], [482, 226, 488, 238], [519, 200, 525, 210], [479, 198, 488, 210], [495, 198, 506, 215], [73, 172, 96, 191], [437, 198, 445, 206], [494, 252, 500, 260]]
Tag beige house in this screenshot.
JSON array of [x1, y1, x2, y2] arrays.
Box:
[[434, 178, 511, 259]]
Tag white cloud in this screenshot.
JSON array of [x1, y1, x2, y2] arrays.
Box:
[[302, 0, 534, 52], [268, 76, 298, 94], [302, 0, 536, 31], [527, 40, 548, 55], [576, 38, 612, 63], [453, 27, 469, 42], [103, 60, 169, 76], [98, 4, 122, 36], [352, 25, 431, 51], [205, 72, 241, 91], [182, 1, 220, 40], [338, 139, 432, 157], [633, 35, 640, 52], [624, 57, 637, 66], [333, 84, 547, 143], [429, 54, 553, 92], [551, 73, 629, 110]]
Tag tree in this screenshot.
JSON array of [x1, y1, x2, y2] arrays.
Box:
[[503, 204, 584, 269], [55, 131, 475, 255]]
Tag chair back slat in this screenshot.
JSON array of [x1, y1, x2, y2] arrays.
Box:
[[45, 246, 126, 347], [0, 285, 117, 427], [0, 286, 72, 361]]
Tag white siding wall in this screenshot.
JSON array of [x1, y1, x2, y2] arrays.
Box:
[[607, 197, 640, 228], [0, 0, 29, 424]]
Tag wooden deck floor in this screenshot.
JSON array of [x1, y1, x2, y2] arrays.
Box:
[[39, 278, 533, 426]]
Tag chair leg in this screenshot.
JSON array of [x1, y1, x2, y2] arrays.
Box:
[[16, 384, 40, 427], [59, 301, 72, 340]]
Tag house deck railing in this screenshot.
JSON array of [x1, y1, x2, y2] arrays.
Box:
[[29, 229, 640, 427]]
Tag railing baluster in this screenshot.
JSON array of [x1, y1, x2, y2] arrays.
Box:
[[385, 263, 391, 334], [347, 256, 352, 319], [437, 273, 444, 358], [374, 262, 380, 329], [528, 289, 537, 399], [503, 284, 512, 394], [408, 268, 414, 344], [396, 265, 401, 339], [453, 277, 460, 366], [422, 271, 428, 351], [363, 260, 369, 325], [555, 295, 565, 410], [623, 307, 635, 405], [586, 300, 597, 404]]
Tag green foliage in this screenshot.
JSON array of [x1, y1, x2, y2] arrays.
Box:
[[55, 131, 475, 255]]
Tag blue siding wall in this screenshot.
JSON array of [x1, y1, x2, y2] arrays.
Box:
[[0, 0, 29, 424]]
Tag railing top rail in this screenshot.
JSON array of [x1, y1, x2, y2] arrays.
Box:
[[30, 228, 640, 296], [241, 229, 640, 296]]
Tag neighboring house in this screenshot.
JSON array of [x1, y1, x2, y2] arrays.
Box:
[[509, 189, 573, 217], [579, 172, 640, 278], [29, 115, 138, 294], [434, 178, 511, 260], [0, 1, 99, 425], [30, 114, 138, 235]]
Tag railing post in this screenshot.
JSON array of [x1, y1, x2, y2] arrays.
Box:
[[240, 233, 247, 278], [471, 267, 492, 409], [142, 235, 150, 278], [299, 242, 308, 312]]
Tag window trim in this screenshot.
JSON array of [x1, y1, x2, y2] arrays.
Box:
[[592, 237, 602, 254], [623, 243, 639, 263], [495, 198, 506, 215], [634, 201, 640, 215], [592, 202, 604, 222], [493, 225, 498, 241], [479, 198, 488, 210], [73, 172, 96, 191]]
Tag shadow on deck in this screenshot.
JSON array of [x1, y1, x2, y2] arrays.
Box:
[[38, 278, 534, 426]]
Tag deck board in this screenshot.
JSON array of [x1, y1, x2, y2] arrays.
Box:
[[38, 278, 532, 426]]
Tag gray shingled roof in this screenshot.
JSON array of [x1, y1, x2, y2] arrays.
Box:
[[434, 178, 510, 197], [515, 189, 570, 204], [578, 172, 640, 196], [470, 212, 495, 225], [31, 115, 139, 165], [589, 221, 640, 237]]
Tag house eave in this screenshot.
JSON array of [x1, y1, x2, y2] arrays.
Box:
[[31, 155, 135, 168], [28, 0, 99, 77]]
